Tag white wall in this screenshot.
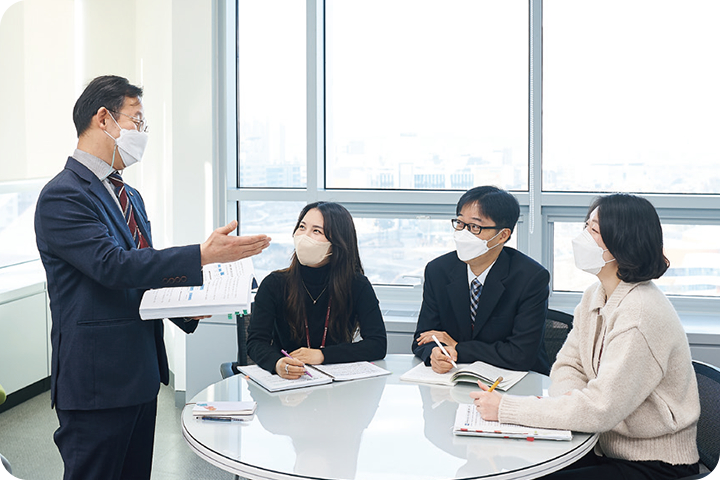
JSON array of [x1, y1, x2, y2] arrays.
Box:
[[0, 0, 76, 181], [0, 0, 219, 393]]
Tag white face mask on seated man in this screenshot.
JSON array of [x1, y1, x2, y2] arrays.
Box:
[[453, 228, 502, 262]]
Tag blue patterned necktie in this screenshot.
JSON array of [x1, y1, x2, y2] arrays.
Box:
[[470, 277, 483, 328]]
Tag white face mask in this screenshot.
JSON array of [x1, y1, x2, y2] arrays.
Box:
[[453, 228, 502, 262], [294, 234, 332, 266], [104, 114, 148, 170], [572, 229, 615, 275]]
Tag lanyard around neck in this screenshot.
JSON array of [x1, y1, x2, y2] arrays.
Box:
[[305, 297, 331, 349]]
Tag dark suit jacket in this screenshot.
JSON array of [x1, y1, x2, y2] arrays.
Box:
[[412, 248, 550, 375], [35, 157, 203, 410]]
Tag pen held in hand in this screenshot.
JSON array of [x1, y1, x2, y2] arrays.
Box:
[[488, 376, 503, 392], [280, 349, 313, 377], [431, 334, 458, 369]]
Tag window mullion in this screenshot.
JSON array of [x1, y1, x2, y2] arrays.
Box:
[[307, 0, 324, 202]]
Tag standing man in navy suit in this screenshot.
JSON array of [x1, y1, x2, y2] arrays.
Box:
[[34, 75, 271, 480], [412, 186, 550, 375]]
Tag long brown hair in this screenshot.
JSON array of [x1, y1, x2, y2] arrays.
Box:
[[281, 202, 364, 345]]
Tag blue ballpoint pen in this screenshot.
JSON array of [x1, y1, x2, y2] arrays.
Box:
[[200, 416, 248, 422]]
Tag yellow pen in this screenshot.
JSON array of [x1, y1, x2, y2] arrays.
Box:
[[488, 376, 503, 392]]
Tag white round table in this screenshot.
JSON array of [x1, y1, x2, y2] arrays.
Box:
[[182, 354, 597, 480]]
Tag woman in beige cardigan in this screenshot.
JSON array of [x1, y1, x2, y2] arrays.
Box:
[[471, 193, 700, 479]]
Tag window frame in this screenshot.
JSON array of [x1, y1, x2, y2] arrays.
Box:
[[217, 0, 720, 320]]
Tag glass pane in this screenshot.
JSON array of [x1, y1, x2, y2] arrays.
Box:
[[357, 217, 518, 285], [660, 225, 720, 297], [553, 222, 720, 297], [552, 222, 596, 293], [356, 217, 455, 285], [326, 0, 529, 190], [239, 201, 306, 281], [543, 1, 720, 193], [237, 1, 306, 188], [0, 190, 40, 269]]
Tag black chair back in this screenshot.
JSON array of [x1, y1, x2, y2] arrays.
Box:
[[544, 309, 573, 366], [220, 312, 255, 379], [693, 360, 720, 472]]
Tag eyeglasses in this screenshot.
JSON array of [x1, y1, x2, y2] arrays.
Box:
[[110, 110, 149, 133], [451, 218, 500, 235]]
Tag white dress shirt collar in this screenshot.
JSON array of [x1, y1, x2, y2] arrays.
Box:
[[466, 260, 496, 288]]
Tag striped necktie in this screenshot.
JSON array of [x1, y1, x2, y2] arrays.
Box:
[[470, 277, 483, 328], [108, 172, 149, 249]]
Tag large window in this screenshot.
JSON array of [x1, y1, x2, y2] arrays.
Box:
[[231, 1, 720, 316], [543, 0, 720, 194], [238, 0, 307, 188], [325, 0, 529, 191]]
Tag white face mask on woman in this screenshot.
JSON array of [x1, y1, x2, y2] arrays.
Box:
[[104, 114, 148, 170], [571, 229, 615, 275], [294, 234, 332, 266], [453, 228, 502, 262]]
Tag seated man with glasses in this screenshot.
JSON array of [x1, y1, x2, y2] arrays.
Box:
[[412, 186, 550, 375]]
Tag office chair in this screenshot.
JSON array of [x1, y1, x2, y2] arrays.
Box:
[[0, 382, 11, 475], [679, 360, 720, 479], [220, 313, 254, 380], [543, 309, 573, 366]]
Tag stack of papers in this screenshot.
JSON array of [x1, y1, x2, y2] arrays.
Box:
[[192, 401, 257, 421]]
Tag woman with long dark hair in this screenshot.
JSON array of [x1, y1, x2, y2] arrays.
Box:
[[471, 193, 700, 479], [247, 202, 387, 378]]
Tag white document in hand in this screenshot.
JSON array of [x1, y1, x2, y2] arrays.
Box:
[[139, 258, 256, 320]]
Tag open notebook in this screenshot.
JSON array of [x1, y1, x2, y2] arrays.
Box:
[[454, 404, 572, 441], [238, 361, 390, 393], [400, 361, 527, 391]]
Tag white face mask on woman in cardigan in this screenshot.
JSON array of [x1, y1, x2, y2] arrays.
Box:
[[571, 229, 615, 275]]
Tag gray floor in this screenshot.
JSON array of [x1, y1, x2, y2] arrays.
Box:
[[0, 385, 235, 480]]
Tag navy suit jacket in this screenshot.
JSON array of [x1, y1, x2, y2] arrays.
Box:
[[35, 157, 203, 410], [412, 248, 550, 375]]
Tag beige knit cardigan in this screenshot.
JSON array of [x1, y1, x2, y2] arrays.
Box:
[[499, 280, 699, 465]]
